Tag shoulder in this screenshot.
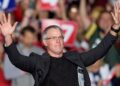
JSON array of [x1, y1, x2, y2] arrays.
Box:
[[64, 51, 80, 56], [32, 46, 45, 55], [64, 51, 81, 60], [30, 52, 41, 58], [29, 52, 50, 62]]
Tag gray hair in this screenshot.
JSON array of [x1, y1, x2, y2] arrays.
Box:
[[42, 25, 64, 40]]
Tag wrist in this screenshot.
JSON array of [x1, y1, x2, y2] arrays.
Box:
[[112, 24, 120, 30], [110, 30, 118, 37], [111, 24, 120, 34], [5, 35, 12, 39], [5, 35, 13, 46]]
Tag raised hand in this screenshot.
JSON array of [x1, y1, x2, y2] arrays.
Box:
[[0, 13, 18, 37], [111, 1, 120, 29]]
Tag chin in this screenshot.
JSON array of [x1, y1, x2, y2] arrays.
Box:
[[55, 50, 63, 54]]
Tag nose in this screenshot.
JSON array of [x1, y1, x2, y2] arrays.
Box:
[[56, 38, 61, 43]]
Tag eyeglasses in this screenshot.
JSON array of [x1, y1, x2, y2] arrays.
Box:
[[45, 36, 64, 40]]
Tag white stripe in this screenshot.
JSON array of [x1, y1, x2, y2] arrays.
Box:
[[1, 0, 10, 9]]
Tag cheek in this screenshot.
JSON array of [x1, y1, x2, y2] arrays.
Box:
[[46, 41, 55, 47], [108, 19, 113, 25], [23, 37, 28, 42], [60, 40, 64, 46], [26, 37, 35, 44], [46, 40, 64, 49], [99, 19, 104, 23], [99, 20, 105, 26]]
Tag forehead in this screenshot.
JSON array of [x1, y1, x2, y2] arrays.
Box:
[[101, 12, 111, 18], [46, 28, 63, 36], [22, 31, 35, 36], [70, 7, 78, 13]]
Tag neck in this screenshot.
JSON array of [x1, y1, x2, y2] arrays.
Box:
[[21, 43, 32, 49], [47, 50, 63, 58]]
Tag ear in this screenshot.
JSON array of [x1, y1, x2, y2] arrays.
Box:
[[42, 40, 48, 47]]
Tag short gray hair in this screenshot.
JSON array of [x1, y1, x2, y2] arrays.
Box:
[[42, 25, 63, 40]]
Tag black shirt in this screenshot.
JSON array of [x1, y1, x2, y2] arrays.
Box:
[[42, 55, 79, 86]]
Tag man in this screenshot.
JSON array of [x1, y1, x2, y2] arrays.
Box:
[[0, 2, 120, 86], [3, 26, 44, 86]]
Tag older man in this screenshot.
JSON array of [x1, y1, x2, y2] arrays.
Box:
[[0, 2, 120, 86]]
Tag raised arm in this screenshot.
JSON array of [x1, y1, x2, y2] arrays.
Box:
[[0, 13, 39, 73], [79, 0, 91, 29], [58, 0, 68, 20], [21, 9, 34, 28], [79, 2, 120, 67]]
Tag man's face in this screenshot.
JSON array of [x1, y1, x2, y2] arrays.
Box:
[[21, 31, 37, 47], [43, 28, 64, 55]]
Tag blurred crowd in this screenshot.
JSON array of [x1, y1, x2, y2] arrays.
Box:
[[0, 0, 120, 86]]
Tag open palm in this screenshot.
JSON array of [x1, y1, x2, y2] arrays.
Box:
[[111, 2, 120, 26], [0, 13, 17, 36]]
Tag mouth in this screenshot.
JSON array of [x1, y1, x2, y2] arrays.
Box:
[[55, 46, 61, 48]]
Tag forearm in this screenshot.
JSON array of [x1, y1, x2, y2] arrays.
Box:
[[80, 29, 118, 66], [21, 16, 29, 28], [5, 35, 13, 46], [80, 0, 91, 29], [59, 0, 67, 20]]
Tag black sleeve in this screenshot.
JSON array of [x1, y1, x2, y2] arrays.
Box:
[[79, 32, 118, 67], [4, 43, 41, 73]]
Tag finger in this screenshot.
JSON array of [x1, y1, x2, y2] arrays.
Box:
[[118, 1, 120, 9], [111, 13, 118, 24], [114, 2, 119, 18], [0, 24, 3, 33], [114, 2, 118, 15], [115, 2, 118, 14], [118, 2, 120, 11], [0, 13, 5, 24], [8, 13, 11, 24], [111, 12, 115, 20], [117, 2, 120, 21], [2, 13, 7, 23], [111, 12, 117, 23], [116, 2, 119, 12], [0, 24, 2, 29], [12, 22, 18, 32], [114, 2, 117, 12], [0, 13, 3, 24]]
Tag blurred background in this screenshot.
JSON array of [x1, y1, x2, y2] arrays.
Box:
[[0, 0, 120, 86]]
